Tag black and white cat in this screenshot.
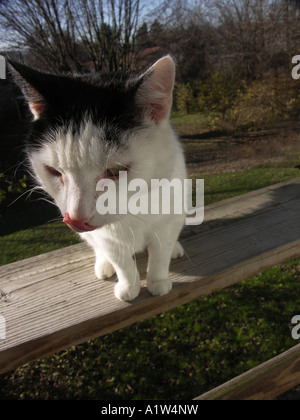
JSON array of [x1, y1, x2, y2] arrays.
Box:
[[8, 56, 186, 301]]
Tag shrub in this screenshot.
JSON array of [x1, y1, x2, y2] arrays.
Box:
[[229, 74, 300, 130], [0, 173, 27, 215], [174, 72, 244, 118], [195, 72, 245, 117], [174, 82, 196, 114]]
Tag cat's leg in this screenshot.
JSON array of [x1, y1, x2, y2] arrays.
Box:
[[94, 251, 115, 280], [83, 234, 116, 281], [147, 217, 185, 296], [112, 254, 141, 301], [147, 241, 173, 296], [171, 241, 185, 259], [89, 238, 140, 300], [147, 233, 182, 296]]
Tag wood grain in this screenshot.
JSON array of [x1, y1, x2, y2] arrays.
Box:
[[196, 343, 300, 400], [0, 177, 300, 376]]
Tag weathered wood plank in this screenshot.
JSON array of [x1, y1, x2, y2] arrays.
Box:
[[195, 343, 300, 400], [0, 178, 299, 374]]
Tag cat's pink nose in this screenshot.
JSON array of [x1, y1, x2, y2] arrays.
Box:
[[63, 212, 97, 233], [68, 214, 90, 225]]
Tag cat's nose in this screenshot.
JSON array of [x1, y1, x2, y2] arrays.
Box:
[[63, 213, 97, 233], [68, 214, 91, 225], [66, 208, 91, 225]]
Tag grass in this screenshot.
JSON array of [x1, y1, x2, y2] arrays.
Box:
[[202, 166, 300, 205], [171, 112, 212, 135], [0, 114, 300, 399], [0, 222, 80, 266]]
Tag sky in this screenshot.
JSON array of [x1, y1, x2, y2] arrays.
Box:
[[0, 0, 201, 48]]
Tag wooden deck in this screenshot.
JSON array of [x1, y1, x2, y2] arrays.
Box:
[[0, 177, 300, 378]]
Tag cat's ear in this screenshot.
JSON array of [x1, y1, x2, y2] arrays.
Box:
[[136, 56, 175, 124], [7, 59, 48, 120]]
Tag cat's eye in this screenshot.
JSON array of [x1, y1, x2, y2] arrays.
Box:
[[104, 165, 128, 179], [45, 165, 62, 178]]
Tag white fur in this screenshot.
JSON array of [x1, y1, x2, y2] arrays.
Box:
[[29, 57, 187, 301]]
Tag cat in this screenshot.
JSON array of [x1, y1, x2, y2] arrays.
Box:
[[8, 56, 187, 301]]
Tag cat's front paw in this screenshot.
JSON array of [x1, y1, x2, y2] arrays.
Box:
[[172, 241, 185, 259], [114, 280, 141, 301], [95, 259, 115, 280], [147, 279, 172, 296]]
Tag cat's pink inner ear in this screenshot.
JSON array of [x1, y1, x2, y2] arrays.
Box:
[[26, 84, 47, 120], [29, 101, 47, 120], [137, 56, 175, 124]]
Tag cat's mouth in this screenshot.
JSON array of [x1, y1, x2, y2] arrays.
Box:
[[63, 213, 99, 233]]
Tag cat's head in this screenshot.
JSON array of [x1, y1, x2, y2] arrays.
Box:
[[8, 56, 176, 232]]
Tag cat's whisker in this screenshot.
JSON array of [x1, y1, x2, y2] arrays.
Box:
[[129, 212, 169, 236], [6, 186, 38, 208], [109, 149, 139, 175], [45, 217, 63, 224], [113, 161, 139, 175], [117, 220, 134, 269], [119, 219, 137, 256], [113, 223, 124, 268], [128, 225, 139, 290], [53, 217, 64, 223], [2, 157, 26, 178], [105, 146, 119, 171], [183, 249, 193, 265], [35, 197, 57, 207], [25, 186, 44, 201], [154, 231, 162, 250]]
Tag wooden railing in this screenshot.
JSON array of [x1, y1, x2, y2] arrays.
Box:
[[1, 177, 300, 399], [196, 342, 300, 400]]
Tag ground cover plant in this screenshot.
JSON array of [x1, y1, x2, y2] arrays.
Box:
[[0, 113, 300, 399]]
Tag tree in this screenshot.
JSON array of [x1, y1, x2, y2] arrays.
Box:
[[0, 0, 80, 72], [73, 0, 141, 71], [134, 3, 208, 81], [197, 0, 300, 80], [0, 0, 142, 73]]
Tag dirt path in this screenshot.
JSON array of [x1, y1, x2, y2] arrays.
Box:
[[181, 124, 300, 176]]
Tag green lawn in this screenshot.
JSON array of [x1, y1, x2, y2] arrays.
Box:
[[171, 111, 225, 135], [202, 166, 300, 205], [0, 119, 300, 399], [0, 220, 80, 266]]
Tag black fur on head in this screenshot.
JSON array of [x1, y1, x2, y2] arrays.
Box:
[[7, 59, 146, 148]]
